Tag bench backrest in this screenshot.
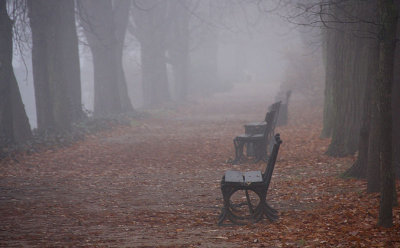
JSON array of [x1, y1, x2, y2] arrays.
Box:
[[268, 101, 281, 134], [262, 134, 282, 191], [277, 91, 292, 126], [263, 110, 276, 143]]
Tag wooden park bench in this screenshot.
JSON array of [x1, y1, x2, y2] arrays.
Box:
[[218, 134, 282, 225], [232, 110, 276, 164], [244, 101, 282, 158], [231, 101, 281, 164]]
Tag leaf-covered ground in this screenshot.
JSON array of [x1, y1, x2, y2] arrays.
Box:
[[1, 84, 399, 247]]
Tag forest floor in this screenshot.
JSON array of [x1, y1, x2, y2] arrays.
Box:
[[1, 83, 400, 248]]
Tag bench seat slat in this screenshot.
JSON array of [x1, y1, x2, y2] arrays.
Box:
[[244, 171, 263, 183], [225, 170, 244, 182], [225, 170, 263, 183]]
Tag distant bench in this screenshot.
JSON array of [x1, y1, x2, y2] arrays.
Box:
[[231, 101, 281, 164]]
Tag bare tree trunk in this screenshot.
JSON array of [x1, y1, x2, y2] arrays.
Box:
[[393, 7, 400, 178], [79, 0, 133, 116], [325, 1, 375, 157], [321, 27, 335, 138], [377, 0, 398, 228], [167, 1, 190, 101], [28, 0, 54, 130], [113, 0, 134, 112], [28, 0, 82, 131], [366, 18, 383, 193], [131, 0, 171, 106], [0, 0, 31, 147], [367, 81, 381, 192], [141, 41, 170, 106], [345, 43, 379, 179], [58, 0, 83, 122], [91, 46, 122, 116]]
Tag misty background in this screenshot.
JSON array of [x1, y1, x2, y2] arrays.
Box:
[[11, 0, 323, 129]]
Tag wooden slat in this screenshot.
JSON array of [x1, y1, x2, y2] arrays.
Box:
[[225, 170, 263, 183], [244, 171, 263, 183], [225, 170, 244, 182]]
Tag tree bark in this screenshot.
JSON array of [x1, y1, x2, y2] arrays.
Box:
[[131, 0, 171, 106], [79, 0, 133, 116], [367, 79, 382, 192], [0, 0, 31, 148], [325, 1, 376, 157], [28, 0, 82, 131], [345, 43, 379, 179], [321, 26, 335, 139], [377, 0, 398, 228], [141, 41, 170, 106], [113, 0, 134, 112], [58, 0, 83, 122], [364, 3, 386, 194], [167, 1, 190, 101], [393, 5, 400, 178]]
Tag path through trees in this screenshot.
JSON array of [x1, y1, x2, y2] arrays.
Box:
[[0, 84, 399, 247]]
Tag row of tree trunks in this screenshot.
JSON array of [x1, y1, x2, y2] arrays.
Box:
[[0, 0, 31, 148], [28, 0, 82, 131], [79, 0, 133, 117], [344, 0, 400, 188], [323, 1, 376, 157], [324, 0, 398, 227]]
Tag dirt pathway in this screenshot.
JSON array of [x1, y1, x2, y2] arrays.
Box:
[[1, 83, 399, 247]]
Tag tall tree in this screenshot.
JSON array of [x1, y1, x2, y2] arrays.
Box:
[[336, 1, 400, 197], [114, 0, 134, 112], [343, 48, 378, 180], [341, 1, 380, 183], [78, 0, 134, 117], [28, 0, 83, 131], [366, 48, 382, 192], [166, 0, 191, 101], [376, 0, 398, 228], [0, 0, 31, 148], [131, 0, 171, 106], [289, 0, 399, 227], [393, 8, 400, 178], [320, 7, 339, 139]]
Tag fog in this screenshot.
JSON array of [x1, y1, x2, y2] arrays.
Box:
[[12, 0, 322, 129], [4, 2, 400, 243]]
